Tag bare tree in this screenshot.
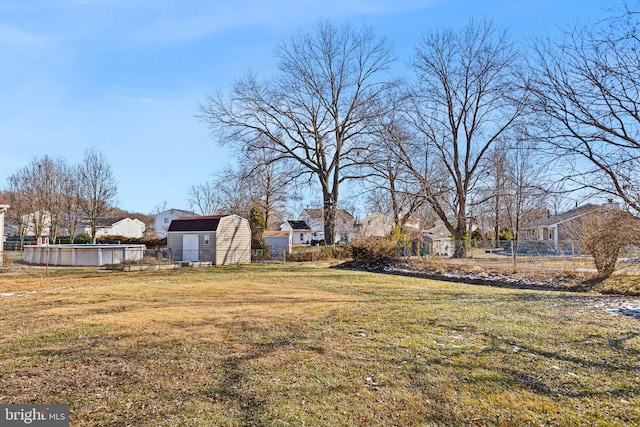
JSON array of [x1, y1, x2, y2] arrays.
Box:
[[395, 19, 524, 256], [238, 144, 300, 228], [2, 187, 29, 244], [78, 148, 118, 244], [530, 2, 640, 212], [188, 182, 222, 216], [216, 167, 255, 218], [5, 156, 73, 242], [502, 134, 550, 271], [473, 140, 510, 243], [58, 165, 82, 243], [368, 108, 424, 231], [200, 21, 396, 244]]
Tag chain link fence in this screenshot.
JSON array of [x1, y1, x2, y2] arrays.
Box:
[[252, 246, 289, 263], [394, 239, 640, 275]]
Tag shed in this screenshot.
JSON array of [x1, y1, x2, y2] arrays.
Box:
[[422, 220, 453, 257], [167, 215, 251, 264], [263, 230, 292, 255]]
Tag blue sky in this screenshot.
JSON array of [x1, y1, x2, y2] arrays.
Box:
[[0, 0, 612, 214]]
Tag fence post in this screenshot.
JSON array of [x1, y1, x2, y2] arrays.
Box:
[[403, 233, 407, 261]]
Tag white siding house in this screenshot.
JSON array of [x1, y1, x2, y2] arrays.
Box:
[[299, 208, 357, 243], [154, 208, 197, 238], [167, 215, 251, 264], [280, 220, 318, 245], [77, 217, 146, 239], [0, 198, 9, 264]]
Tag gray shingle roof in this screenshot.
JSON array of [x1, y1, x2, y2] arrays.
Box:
[[524, 204, 600, 228]]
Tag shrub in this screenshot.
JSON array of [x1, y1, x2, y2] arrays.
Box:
[[286, 245, 351, 262], [568, 209, 640, 278], [349, 238, 398, 263]]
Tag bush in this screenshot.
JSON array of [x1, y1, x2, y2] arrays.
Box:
[[569, 210, 640, 278], [349, 238, 398, 263], [286, 245, 351, 262]]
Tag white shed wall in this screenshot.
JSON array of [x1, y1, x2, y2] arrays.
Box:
[[216, 216, 251, 265]]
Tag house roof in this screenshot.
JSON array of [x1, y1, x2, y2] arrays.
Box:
[[287, 220, 311, 230], [0, 198, 8, 208], [524, 204, 601, 228], [424, 222, 452, 239], [168, 215, 228, 232], [95, 217, 127, 227], [263, 230, 291, 237], [156, 208, 196, 218]]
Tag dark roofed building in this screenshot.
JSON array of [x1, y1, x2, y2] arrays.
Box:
[[167, 215, 251, 264], [168, 216, 223, 232], [280, 220, 317, 245]]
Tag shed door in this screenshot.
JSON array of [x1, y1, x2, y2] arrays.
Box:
[[183, 234, 199, 262]]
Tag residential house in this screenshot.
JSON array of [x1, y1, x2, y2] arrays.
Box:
[[154, 208, 197, 238], [359, 212, 394, 238], [404, 214, 422, 233], [299, 208, 356, 243], [0, 198, 8, 264], [280, 220, 316, 245], [167, 215, 251, 264], [358, 212, 422, 239], [79, 217, 147, 239], [21, 211, 52, 238], [521, 201, 619, 249]]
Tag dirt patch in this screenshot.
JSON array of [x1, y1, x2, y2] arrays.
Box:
[[334, 260, 595, 293]]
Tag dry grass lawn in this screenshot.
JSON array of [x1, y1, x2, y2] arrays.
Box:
[[0, 264, 639, 426]]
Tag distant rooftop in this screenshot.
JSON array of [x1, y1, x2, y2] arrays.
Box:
[[287, 220, 311, 230], [524, 203, 609, 228]]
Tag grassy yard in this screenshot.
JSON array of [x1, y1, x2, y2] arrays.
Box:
[[0, 265, 638, 426]]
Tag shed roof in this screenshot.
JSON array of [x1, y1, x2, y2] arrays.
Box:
[[263, 230, 291, 237], [168, 215, 227, 232]]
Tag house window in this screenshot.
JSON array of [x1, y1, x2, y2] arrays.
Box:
[[300, 233, 304, 240], [164, 218, 169, 224], [204, 235, 210, 245]]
